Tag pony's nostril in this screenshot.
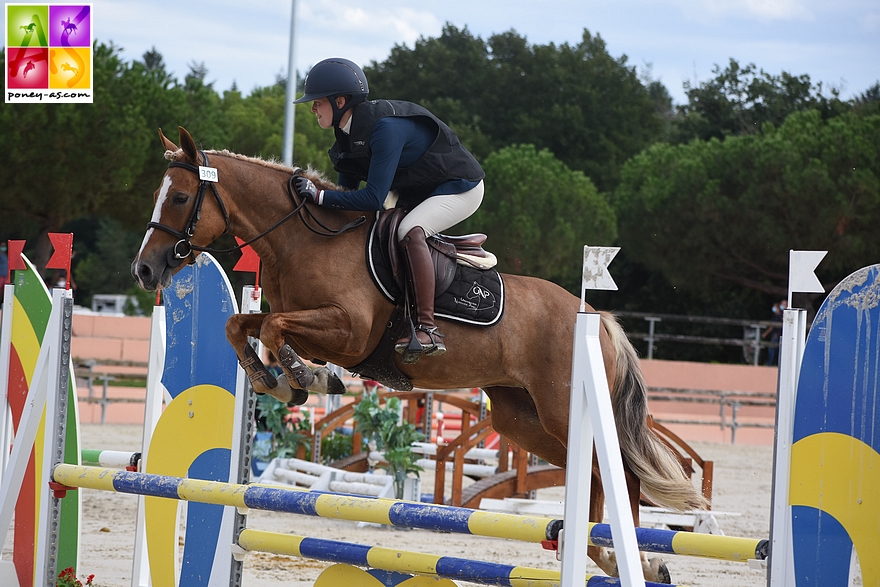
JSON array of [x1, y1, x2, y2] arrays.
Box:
[[137, 263, 153, 284]]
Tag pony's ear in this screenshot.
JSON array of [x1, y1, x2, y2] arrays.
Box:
[[177, 126, 199, 163], [158, 128, 178, 152]]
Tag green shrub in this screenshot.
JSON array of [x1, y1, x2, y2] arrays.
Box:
[[352, 391, 425, 499]]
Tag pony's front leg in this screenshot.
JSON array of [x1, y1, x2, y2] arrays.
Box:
[[225, 313, 307, 404], [260, 307, 368, 402], [276, 344, 346, 398]]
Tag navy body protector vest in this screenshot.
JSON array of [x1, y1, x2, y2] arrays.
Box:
[[328, 100, 484, 208]]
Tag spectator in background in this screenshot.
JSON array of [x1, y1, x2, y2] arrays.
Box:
[[763, 300, 787, 366]]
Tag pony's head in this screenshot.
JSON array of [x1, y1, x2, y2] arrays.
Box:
[[131, 126, 231, 290]]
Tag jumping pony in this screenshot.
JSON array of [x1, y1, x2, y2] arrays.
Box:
[[132, 127, 707, 582]]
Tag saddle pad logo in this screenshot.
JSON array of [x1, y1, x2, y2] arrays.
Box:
[[5, 4, 94, 103], [454, 282, 496, 313]]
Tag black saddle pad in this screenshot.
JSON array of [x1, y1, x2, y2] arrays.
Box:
[[366, 216, 504, 327]]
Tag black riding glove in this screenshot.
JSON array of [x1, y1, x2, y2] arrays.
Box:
[[294, 176, 321, 204]]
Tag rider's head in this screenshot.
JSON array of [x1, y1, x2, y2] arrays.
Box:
[[294, 58, 369, 128]]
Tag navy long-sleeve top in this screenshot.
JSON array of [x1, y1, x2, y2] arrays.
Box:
[[317, 116, 479, 211]]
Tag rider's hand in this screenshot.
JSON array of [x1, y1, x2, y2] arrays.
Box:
[[294, 176, 321, 204]]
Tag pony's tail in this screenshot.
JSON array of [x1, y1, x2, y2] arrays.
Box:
[[600, 312, 710, 511]]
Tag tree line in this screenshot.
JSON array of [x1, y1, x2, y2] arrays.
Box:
[[1, 26, 878, 362]]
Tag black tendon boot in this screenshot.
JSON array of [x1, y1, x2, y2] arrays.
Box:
[[395, 227, 446, 361]]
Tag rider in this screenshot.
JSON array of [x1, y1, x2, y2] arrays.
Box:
[[292, 57, 485, 359]]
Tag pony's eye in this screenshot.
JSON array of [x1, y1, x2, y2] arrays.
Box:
[[173, 193, 189, 205]]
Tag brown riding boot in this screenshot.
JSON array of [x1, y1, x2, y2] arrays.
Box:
[[395, 227, 447, 359]]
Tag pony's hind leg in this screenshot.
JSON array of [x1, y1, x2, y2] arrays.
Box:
[[484, 387, 672, 583], [482, 386, 567, 467], [588, 453, 672, 583]]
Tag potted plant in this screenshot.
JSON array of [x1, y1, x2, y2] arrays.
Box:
[[252, 394, 312, 475], [352, 391, 425, 499]]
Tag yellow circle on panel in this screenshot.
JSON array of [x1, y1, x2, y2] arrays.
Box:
[[314, 564, 458, 586], [144, 384, 235, 587]]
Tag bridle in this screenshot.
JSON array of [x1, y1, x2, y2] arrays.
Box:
[[146, 150, 366, 267]]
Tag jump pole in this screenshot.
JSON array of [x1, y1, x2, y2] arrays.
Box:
[[237, 530, 681, 587], [561, 246, 643, 586]]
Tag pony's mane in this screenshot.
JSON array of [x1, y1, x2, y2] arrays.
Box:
[[163, 148, 336, 188]]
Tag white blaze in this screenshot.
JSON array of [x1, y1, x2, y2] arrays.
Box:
[[136, 174, 173, 260]]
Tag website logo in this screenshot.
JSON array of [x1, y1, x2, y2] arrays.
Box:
[[5, 4, 93, 103]]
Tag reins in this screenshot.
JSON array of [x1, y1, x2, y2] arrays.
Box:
[[146, 150, 366, 265], [292, 172, 368, 237]]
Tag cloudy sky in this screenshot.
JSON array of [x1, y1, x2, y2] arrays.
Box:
[[14, 0, 880, 104]]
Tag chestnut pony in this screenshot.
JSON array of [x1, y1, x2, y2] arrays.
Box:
[[132, 127, 705, 582]]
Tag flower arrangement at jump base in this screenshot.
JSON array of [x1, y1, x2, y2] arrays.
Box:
[[57, 567, 95, 587]]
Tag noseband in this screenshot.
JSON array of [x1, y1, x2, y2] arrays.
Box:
[[146, 151, 231, 267], [145, 151, 368, 267]]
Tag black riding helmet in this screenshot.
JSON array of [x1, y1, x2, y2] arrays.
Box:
[[294, 57, 369, 127]]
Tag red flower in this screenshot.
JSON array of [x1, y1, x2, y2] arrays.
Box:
[[57, 566, 95, 587]]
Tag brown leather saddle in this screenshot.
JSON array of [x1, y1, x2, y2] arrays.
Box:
[[374, 208, 497, 298]]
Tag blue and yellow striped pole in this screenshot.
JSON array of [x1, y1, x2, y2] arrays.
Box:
[[52, 464, 767, 563], [52, 464, 556, 542], [585, 524, 767, 563], [238, 529, 682, 587]]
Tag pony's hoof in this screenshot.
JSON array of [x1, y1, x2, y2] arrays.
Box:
[[310, 367, 347, 394], [326, 371, 346, 394], [647, 557, 671, 584], [287, 389, 309, 406]]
